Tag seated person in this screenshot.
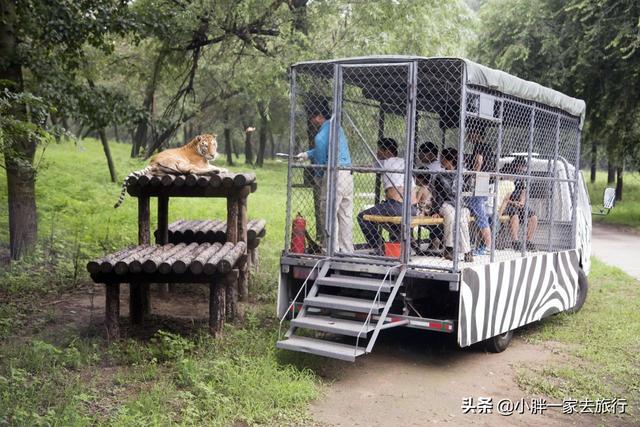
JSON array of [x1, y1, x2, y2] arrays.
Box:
[[357, 138, 417, 255], [417, 141, 444, 172], [416, 172, 443, 250], [431, 148, 474, 262], [501, 157, 537, 251]]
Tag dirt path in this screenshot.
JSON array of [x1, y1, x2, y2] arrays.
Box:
[[311, 224, 640, 426], [592, 222, 640, 280], [310, 330, 607, 426]]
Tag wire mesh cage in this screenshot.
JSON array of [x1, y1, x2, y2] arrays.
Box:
[[285, 57, 583, 273]]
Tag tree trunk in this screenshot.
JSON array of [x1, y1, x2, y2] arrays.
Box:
[[290, 0, 309, 34], [269, 129, 276, 159], [244, 122, 254, 165], [224, 109, 234, 166], [616, 164, 623, 202], [590, 138, 597, 183], [98, 129, 118, 183], [607, 160, 615, 184], [1, 0, 38, 260], [256, 102, 268, 167], [132, 49, 166, 157], [183, 123, 188, 144], [113, 124, 120, 142]]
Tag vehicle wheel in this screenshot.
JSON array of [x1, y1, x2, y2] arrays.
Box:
[[568, 268, 588, 313], [484, 330, 513, 353]]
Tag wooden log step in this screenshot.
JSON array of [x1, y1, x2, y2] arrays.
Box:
[[203, 242, 235, 275], [185, 174, 198, 186], [171, 243, 212, 274], [233, 173, 256, 187], [114, 245, 158, 275], [160, 219, 266, 245], [142, 244, 176, 273], [218, 242, 247, 273], [128, 245, 161, 273], [190, 243, 223, 274], [161, 174, 175, 186], [137, 174, 152, 187], [158, 242, 198, 274], [89, 242, 248, 282], [247, 219, 267, 241], [87, 246, 135, 274]]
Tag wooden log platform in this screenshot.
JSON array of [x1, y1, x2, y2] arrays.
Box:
[[88, 243, 246, 284], [153, 219, 266, 245], [87, 242, 248, 339], [126, 172, 257, 198]]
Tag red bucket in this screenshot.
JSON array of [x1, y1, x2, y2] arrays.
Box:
[[384, 242, 401, 258]]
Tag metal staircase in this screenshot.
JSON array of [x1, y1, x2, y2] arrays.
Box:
[[277, 261, 407, 362]]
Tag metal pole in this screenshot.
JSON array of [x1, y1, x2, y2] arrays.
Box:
[[326, 64, 343, 257], [452, 63, 468, 272], [402, 62, 418, 265], [547, 114, 561, 252], [284, 68, 297, 253], [521, 108, 535, 256], [490, 100, 504, 262], [375, 108, 385, 205], [570, 120, 582, 250]]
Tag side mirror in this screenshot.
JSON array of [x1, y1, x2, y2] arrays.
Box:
[[603, 187, 616, 209]]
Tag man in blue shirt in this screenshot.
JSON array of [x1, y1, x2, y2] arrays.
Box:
[[296, 99, 354, 253]]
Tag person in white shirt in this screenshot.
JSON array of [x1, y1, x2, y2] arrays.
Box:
[[415, 142, 444, 249], [357, 138, 417, 255]]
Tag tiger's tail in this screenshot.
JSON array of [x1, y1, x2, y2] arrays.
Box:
[[113, 166, 152, 208]]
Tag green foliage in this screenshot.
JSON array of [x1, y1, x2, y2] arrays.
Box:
[[516, 259, 640, 419], [587, 172, 640, 229], [475, 0, 640, 165]]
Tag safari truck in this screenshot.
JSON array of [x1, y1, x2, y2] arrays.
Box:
[[276, 56, 611, 361]]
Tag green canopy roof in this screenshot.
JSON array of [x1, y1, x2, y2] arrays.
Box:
[[293, 56, 586, 129]]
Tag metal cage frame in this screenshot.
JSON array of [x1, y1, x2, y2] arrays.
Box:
[[284, 57, 583, 274]]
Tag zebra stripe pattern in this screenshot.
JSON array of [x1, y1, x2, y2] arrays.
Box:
[[458, 250, 579, 347]]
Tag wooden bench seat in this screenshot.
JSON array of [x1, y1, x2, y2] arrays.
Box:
[[362, 214, 511, 226]]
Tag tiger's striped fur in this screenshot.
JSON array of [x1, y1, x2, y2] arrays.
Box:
[[113, 134, 222, 208]]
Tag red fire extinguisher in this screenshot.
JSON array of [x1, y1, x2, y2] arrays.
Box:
[[291, 212, 306, 253]]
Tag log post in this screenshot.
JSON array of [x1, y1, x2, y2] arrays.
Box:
[[209, 280, 225, 337], [135, 197, 151, 320], [237, 188, 250, 302], [157, 195, 171, 294], [105, 283, 120, 341], [225, 269, 240, 322]]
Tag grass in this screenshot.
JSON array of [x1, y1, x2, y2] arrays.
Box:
[[1, 139, 639, 424], [587, 171, 640, 230], [0, 138, 318, 425], [515, 258, 640, 421]]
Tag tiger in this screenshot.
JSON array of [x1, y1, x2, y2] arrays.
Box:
[[114, 134, 227, 208]]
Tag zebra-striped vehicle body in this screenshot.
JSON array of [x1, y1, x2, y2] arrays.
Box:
[[277, 57, 593, 360]]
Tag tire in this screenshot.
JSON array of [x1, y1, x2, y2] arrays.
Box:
[[568, 268, 589, 313], [483, 330, 513, 353]]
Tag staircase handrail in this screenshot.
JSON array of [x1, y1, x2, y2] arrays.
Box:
[[354, 263, 402, 354], [278, 257, 327, 340]]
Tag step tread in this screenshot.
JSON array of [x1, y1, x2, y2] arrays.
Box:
[[305, 294, 385, 312], [292, 315, 374, 336], [276, 336, 365, 361], [318, 275, 392, 291]]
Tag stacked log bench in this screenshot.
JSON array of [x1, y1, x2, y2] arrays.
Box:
[[154, 219, 266, 265], [88, 171, 260, 341], [88, 242, 246, 340]]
